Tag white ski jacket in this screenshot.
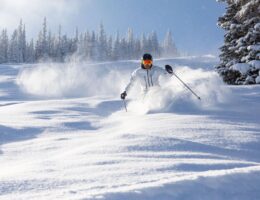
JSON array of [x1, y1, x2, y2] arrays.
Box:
[[125, 65, 168, 93]]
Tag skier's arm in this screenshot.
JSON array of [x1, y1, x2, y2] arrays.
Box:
[[155, 66, 172, 77], [157, 65, 174, 78], [125, 70, 137, 93], [121, 70, 137, 99]]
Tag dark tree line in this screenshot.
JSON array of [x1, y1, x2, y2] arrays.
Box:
[[0, 18, 179, 64]]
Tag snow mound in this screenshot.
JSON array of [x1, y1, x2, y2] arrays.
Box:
[[230, 63, 251, 75], [127, 67, 231, 114], [247, 45, 260, 52], [249, 60, 260, 70], [256, 76, 260, 84]]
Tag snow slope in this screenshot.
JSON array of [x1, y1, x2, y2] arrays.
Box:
[[0, 56, 260, 200]]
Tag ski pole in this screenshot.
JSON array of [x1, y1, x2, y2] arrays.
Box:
[[172, 71, 201, 100], [123, 99, 128, 112]]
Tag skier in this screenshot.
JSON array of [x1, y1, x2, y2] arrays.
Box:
[[120, 53, 173, 100]]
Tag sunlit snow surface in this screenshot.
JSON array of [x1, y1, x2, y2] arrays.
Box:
[[0, 56, 260, 200]]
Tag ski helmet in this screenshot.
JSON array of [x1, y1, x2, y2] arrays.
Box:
[[142, 53, 153, 61]]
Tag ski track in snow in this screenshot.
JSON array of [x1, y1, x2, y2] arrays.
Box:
[[0, 57, 260, 200]]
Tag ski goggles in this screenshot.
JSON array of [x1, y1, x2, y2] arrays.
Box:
[[142, 59, 153, 65]]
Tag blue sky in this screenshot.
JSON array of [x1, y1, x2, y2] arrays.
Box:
[[0, 0, 226, 55]]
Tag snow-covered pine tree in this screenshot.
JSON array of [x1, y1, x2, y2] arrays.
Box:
[[70, 28, 79, 56], [55, 25, 63, 62], [76, 33, 84, 60], [90, 31, 98, 61], [162, 30, 178, 58], [107, 36, 113, 60], [35, 30, 43, 61], [42, 17, 48, 60], [17, 20, 26, 63], [133, 38, 142, 59], [112, 31, 121, 60], [120, 38, 128, 60], [98, 23, 107, 61], [217, 0, 260, 84], [0, 29, 9, 63], [149, 31, 160, 58], [145, 36, 153, 55], [126, 28, 135, 59], [35, 18, 49, 61], [60, 34, 69, 61], [83, 31, 91, 60], [26, 39, 35, 63], [47, 31, 55, 59], [140, 33, 149, 54], [8, 30, 20, 63]]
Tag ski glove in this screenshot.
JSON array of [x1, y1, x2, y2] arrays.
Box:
[[165, 65, 173, 74], [121, 91, 127, 100]]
